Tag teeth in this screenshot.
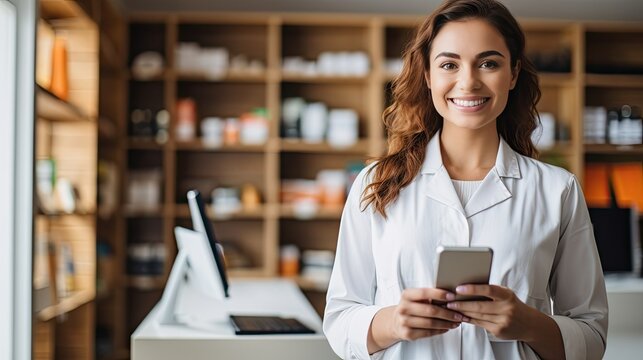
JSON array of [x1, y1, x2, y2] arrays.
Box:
[[451, 98, 488, 107]]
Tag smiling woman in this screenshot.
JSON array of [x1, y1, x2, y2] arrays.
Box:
[[428, 20, 518, 133], [322, 1, 608, 360]]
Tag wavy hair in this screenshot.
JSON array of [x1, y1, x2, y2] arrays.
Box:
[[362, 0, 541, 217]]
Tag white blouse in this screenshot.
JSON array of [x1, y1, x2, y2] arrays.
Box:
[[323, 133, 608, 360], [451, 179, 484, 207]]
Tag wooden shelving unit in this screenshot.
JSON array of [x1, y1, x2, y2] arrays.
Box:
[[279, 139, 369, 154], [585, 74, 643, 88], [33, 1, 101, 359], [98, 12, 643, 358], [585, 144, 643, 155]]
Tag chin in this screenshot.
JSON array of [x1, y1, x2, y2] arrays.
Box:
[[444, 118, 497, 131]]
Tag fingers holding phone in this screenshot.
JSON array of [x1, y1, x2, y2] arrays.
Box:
[[433, 246, 494, 305], [392, 287, 465, 341]]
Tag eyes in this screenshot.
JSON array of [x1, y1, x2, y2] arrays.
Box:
[[439, 60, 500, 71]]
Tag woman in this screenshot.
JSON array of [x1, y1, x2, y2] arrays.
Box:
[[322, 0, 608, 359]]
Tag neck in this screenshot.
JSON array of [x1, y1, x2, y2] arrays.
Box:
[[439, 123, 499, 180]]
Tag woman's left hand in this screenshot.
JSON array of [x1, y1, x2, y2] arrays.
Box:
[[445, 284, 536, 342]]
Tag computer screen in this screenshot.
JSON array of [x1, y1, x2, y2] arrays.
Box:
[[187, 190, 229, 297], [589, 207, 640, 274]]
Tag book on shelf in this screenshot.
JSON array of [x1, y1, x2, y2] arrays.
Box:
[[33, 235, 55, 313], [611, 163, 643, 214], [584, 164, 611, 208]]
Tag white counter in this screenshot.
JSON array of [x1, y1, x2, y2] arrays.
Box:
[[132, 276, 643, 360], [604, 276, 643, 360], [131, 279, 339, 360]]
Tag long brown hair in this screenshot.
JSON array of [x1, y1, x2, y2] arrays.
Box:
[[362, 0, 541, 217]]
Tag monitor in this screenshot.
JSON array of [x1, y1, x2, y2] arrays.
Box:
[[187, 189, 229, 297], [157, 192, 316, 334], [589, 207, 641, 275], [157, 226, 227, 324]]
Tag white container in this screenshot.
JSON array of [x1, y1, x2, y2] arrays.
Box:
[[211, 187, 241, 217], [132, 51, 164, 80], [317, 169, 347, 206], [127, 169, 162, 209], [175, 121, 195, 141], [317, 52, 335, 76], [336, 52, 351, 76], [532, 112, 556, 150], [350, 52, 370, 76], [301, 102, 328, 143], [282, 97, 306, 138], [302, 249, 335, 268], [201, 117, 224, 148], [176, 42, 200, 73], [327, 109, 358, 148], [200, 47, 228, 79], [240, 116, 268, 145]]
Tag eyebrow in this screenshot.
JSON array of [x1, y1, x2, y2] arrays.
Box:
[[433, 50, 505, 61]]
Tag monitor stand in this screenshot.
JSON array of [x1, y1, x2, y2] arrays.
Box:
[[156, 250, 229, 325]]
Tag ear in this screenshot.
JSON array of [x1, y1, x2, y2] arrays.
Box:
[[424, 72, 431, 89], [509, 60, 521, 90]]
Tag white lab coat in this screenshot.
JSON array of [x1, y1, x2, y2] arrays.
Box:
[[323, 132, 608, 360]]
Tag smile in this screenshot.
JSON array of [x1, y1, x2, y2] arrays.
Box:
[[448, 97, 490, 107]]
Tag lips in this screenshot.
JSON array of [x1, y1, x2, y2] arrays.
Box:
[[448, 97, 490, 107]]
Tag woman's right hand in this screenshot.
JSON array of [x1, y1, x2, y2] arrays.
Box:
[[368, 288, 466, 354]]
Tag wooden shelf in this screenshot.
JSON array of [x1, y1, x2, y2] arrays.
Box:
[[40, 0, 87, 20], [584, 144, 643, 155], [36, 85, 92, 122], [293, 276, 329, 292], [174, 203, 266, 220], [281, 72, 370, 84], [123, 204, 165, 217], [279, 139, 368, 154], [280, 204, 343, 220], [227, 268, 268, 278], [585, 74, 643, 88], [175, 140, 267, 153], [539, 142, 574, 156], [177, 71, 268, 83], [37, 210, 95, 218], [539, 72, 575, 86], [127, 275, 166, 290], [127, 69, 168, 82], [37, 289, 95, 321], [383, 71, 401, 82], [127, 137, 164, 149]]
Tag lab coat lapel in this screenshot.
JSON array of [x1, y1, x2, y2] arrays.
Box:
[[463, 169, 512, 218], [464, 138, 520, 218], [426, 166, 467, 216], [422, 132, 467, 216]]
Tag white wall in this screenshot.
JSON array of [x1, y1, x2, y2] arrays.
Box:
[[0, 0, 36, 359], [0, 2, 17, 358]]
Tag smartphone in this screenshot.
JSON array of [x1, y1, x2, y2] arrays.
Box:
[[433, 246, 494, 305]]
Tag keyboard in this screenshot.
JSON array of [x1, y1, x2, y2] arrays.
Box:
[[229, 315, 316, 335]]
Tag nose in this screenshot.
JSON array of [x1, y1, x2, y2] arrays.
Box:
[[458, 66, 482, 91]]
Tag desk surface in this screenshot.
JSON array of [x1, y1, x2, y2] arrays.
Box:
[[604, 277, 643, 360], [132, 279, 339, 360], [133, 277, 643, 360]]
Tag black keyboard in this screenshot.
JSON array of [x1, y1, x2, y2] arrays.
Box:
[[229, 315, 316, 335]]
